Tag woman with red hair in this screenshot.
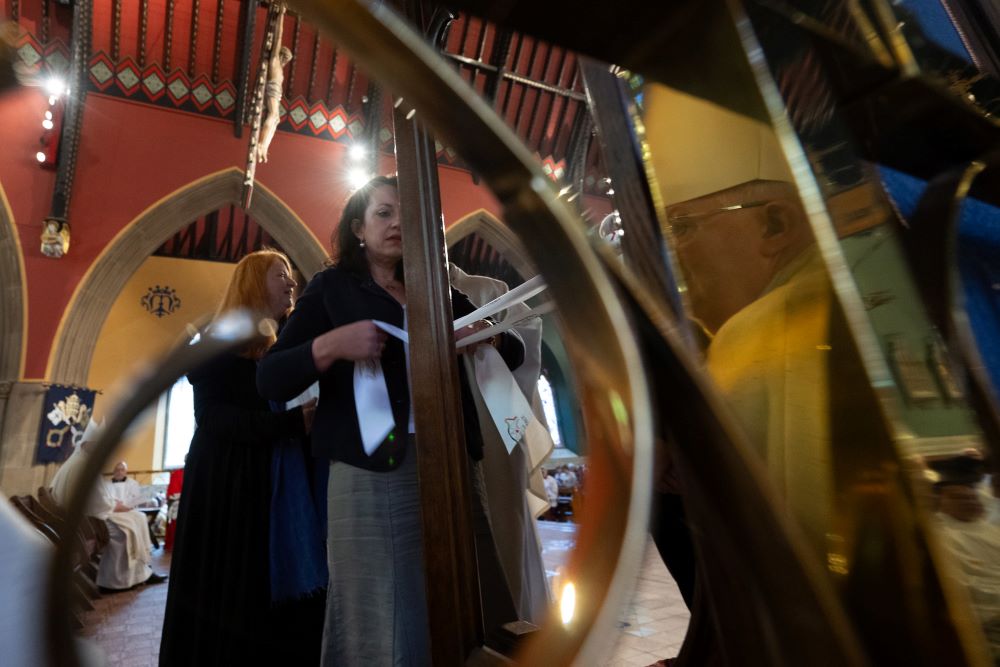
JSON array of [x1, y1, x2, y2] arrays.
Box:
[[160, 249, 312, 665]]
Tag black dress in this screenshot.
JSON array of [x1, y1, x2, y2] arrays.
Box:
[[159, 351, 305, 666]]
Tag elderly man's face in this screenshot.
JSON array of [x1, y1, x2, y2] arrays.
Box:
[[112, 462, 127, 481], [666, 186, 778, 334]]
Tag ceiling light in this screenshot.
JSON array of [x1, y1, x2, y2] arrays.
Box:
[[347, 168, 371, 190], [44, 77, 66, 97], [348, 144, 367, 161]]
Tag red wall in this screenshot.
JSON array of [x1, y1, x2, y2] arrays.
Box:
[[2, 90, 599, 380]]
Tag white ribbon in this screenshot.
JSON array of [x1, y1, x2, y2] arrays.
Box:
[[453, 275, 547, 330], [455, 301, 555, 349], [373, 320, 407, 344], [286, 382, 319, 409], [353, 360, 396, 456], [473, 345, 553, 454], [352, 276, 549, 457]]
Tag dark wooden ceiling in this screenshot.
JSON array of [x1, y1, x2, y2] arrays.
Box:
[[5, 0, 611, 195]]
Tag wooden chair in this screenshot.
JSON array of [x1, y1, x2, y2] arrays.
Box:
[[38, 486, 106, 575], [31, 491, 98, 580], [10, 495, 58, 543]]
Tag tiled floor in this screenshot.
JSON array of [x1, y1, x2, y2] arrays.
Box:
[[79, 550, 171, 667], [79, 523, 688, 666], [538, 520, 690, 666]]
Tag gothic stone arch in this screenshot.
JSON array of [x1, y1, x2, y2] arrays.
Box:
[[48, 168, 326, 385], [0, 182, 25, 383], [446, 208, 537, 280]]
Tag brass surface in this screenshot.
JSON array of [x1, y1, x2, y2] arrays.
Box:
[[600, 249, 867, 664], [286, 0, 655, 663], [630, 0, 995, 663]]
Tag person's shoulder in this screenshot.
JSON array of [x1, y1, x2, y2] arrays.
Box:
[[187, 348, 242, 384], [311, 265, 360, 288]]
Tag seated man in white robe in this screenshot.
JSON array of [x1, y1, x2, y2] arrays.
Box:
[[106, 461, 143, 508], [49, 419, 166, 591], [933, 459, 1000, 662]]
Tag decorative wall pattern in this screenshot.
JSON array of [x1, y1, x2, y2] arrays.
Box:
[[87, 52, 236, 117], [14, 32, 70, 75], [86, 51, 367, 144], [11, 0, 604, 189], [140, 285, 181, 318]]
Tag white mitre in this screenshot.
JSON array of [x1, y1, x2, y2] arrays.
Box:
[[642, 83, 793, 206], [80, 417, 106, 445]]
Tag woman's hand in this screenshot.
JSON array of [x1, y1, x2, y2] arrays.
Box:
[[311, 320, 387, 372], [455, 319, 496, 354]]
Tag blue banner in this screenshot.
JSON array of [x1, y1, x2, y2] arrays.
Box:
[[36, 385, 97, 464]]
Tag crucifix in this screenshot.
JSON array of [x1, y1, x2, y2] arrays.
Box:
[[242, 1, 291, 209]]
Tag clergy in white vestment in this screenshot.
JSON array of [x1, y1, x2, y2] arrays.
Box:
[[935, 480, 1000, 662], [106, 460, 143, 508], [49, 419, 163, 590], [449, 263, 552, 624]]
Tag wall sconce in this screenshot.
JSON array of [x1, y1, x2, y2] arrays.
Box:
[[40, 216, 70, 258]]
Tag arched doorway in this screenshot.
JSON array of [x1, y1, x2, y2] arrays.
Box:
[[0, 182, 28, 472], [47, 168, 326, 385], [447, 208, 537, 285], [446, 209, 583, 452], [0, 182, 26, 383]]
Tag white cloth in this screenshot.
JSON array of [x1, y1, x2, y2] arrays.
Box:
[[50, 445, 114, 518], [937, 514, 1000, 618], [449, 264, 552, 622], [50, 446, 152, 589], [353, 360, 396, 455], [99, 511, 153, 589], [449, 265, 553, 514], [473, 346, 550, 455], [706, 248, 834, 554], [544, 475, 558, 509], [0, 494, 50, 667], [556, 470, 575, 489], [106, 477, 142, 508], [936, 513, 1000, 659]]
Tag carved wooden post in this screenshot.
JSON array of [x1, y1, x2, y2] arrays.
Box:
[[394, 67, 484, 667], [578, 58, 685, 320]]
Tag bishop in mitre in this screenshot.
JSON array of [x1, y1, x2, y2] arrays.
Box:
[[50, 418, 166, 590]]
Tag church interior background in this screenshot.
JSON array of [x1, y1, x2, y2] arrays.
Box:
[[2, 0, 1000, 665]]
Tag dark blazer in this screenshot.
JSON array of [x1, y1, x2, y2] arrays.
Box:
[[257, 265, 524, 472]]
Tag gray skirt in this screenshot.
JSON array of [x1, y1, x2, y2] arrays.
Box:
[[321, 437, 430, 667]]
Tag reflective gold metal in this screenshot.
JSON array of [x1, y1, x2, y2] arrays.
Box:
[[45, 312, 259, 667], [599, 248, 867, 665], [286, 0, 655, 663]]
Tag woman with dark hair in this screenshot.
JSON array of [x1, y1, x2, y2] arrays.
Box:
[[257, 175, 524, 666], [160, 249, 313, 666]]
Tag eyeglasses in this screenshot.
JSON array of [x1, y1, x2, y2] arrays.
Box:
[[666, 200, 769, 241]]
